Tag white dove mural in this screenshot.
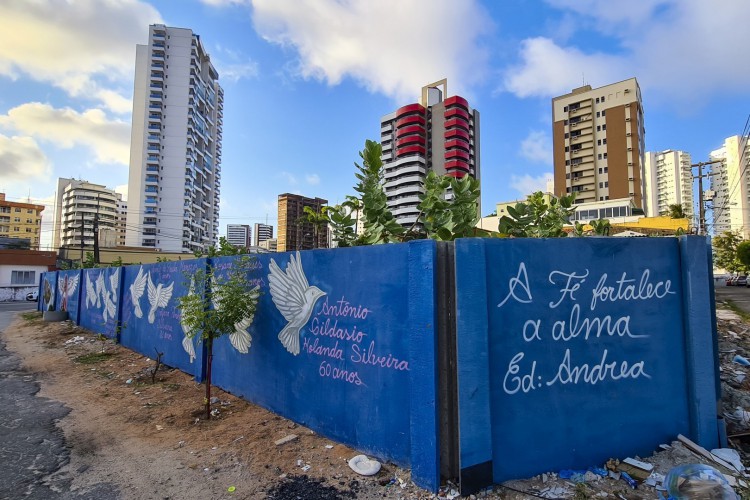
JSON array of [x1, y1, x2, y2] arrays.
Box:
[[84, 273, 98, 309], [210, 275, 259, 355], [268, 251, 326, 356], [57, 274, 80, 311], [102, 270, 119, 322], [180, 275, 197, 363], [147, 273, 174, 324], [130, 266, 148, 318], [94, 273, 105, 308]]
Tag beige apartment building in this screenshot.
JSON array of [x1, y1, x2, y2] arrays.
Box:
[[0, 193, 44, 250], [277, 194, 328, 252], [552, 78, 646, 209]]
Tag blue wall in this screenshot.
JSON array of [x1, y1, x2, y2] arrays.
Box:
[[55, 270, 82, 323], [454, 236, 719, 487], [40, 237, 720, 493], [45, 242, 440, 490], [119, 259, 206, 379], [79, 267, 122, 338]]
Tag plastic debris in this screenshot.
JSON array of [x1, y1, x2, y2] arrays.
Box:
[[620, 471, 637, 489], [664, 464, 739, 500], [324, 444, 334, 449], [711, 448, 745, 472], [348, 455, 382, 476], [227, 486, 236, 493], [125, 379, 133, 384], [733, 355, 750, 366], [210, 396, 220, 404], [64, 336, 86, 345], [588, 467, 608, 477]]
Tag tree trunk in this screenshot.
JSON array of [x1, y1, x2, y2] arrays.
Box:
[[205, 335, 213, 420]]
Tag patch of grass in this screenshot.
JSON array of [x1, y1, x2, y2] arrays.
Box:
[[21, 311, 42, 321], [721, 300, 750, 323], [74, 352, 115, 364]]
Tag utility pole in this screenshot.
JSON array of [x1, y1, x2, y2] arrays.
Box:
[[687, 159, 724, 235], [93, 194, 100, 265], [80, 211, 85, 266]]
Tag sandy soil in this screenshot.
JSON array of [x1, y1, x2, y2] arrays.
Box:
[[6, 309, 750, 500], [3, 314, 428, 500]]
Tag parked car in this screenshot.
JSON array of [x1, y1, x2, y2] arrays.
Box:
[[737, 276, 748, 287], [25, 290, 38, 301]]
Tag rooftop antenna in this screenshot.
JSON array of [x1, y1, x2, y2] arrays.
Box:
[[582, 72, 585, 86]]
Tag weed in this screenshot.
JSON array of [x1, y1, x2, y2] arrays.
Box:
[[21, 311, 42, 320], [74, 352, 115, 364], [721, 300, 750, 323], [573, 483, 589, 500]]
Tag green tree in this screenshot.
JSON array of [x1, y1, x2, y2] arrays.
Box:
[[194, 236, 245, 258], [590, 219, 611, 236], [354, 140, 405, 244], [324, 202, 359, 247], [299, 206, 329, 249], [667, 203, 689, 219], [713, 230, 745, 273], [498, 192, 575, 238], [738, 241, 750, 270], [178, 255, 259, 419], [417, 171, 488, 240]]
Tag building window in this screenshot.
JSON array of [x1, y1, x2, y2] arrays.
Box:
[[597, 125, 601, 131], [26, 218, 32, 223], [564, 119, 568, 125], [13, 217, 20, 222], [603, 153, 608, 159], [597, 140, 601, 146], [605, 181, 609, 187], [566, 173, 570, 179], [596, 112, 600, 118], [14, 208, 20, 212], [599, 182, 603, 188], [602, 138, 607, 145], [595, 97, 600, 103], [602, 124, 607, 130], [564, 106, 568, 112], [601, 96, 605, 102], [11, 270, 35, 285], [565, 146, 569, 152], [603, 166, 608, 172], [564, 133, 569, 138], [601, 110, 606, 116], [565, 160, 570, 165]]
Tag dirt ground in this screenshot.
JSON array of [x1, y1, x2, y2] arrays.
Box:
[[6, 308, 750, 499]]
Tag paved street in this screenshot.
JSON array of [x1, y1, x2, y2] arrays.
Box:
[[0, 302, 116, 499], [715, 285, 750, 316]]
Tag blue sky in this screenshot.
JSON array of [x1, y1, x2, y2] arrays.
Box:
[[0, 0, 748, 250]]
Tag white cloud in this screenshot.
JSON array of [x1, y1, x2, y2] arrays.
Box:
[[504, 38, 624, 99], [510, 174, 553, 197], [114, 184, 129, 202], [520, 130, 553, 165], [217, 60, 260, 83], [251, 0, 492, 101], [279, 171, 298, 185], [504, 1, 750, 103], [0, 103, 131, 166], [200, 0, 251, 5], [0, 0, 162, 112], [0, 134, 51, 183], [305, 174, 320, 185]]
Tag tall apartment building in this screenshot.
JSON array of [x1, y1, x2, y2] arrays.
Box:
[[253, 223, 273, 246], [380, 79, 480, 227], [226, 224, 251, 248], [52, 179, 123, 250], [0, 193, 44, 250], [643, 150, 693, 217], [709, 135, 750, 238], [277, 194, 328, 252], [117, 198, 128, 246], [126, 24, 223, 253], [552, 78, 646, 209]]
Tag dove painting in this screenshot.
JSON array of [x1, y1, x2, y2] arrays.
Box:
[[268, 251, 326, 355], [57, 273, 79, 311], [102, 269, 119, 323], [130, 266, 148, 318], [209, 275, 259, 355], [147, 273, 174, 324], [94, 272, 105, 308], [180, 275, 197, 363], [85, 272, 98, 309]]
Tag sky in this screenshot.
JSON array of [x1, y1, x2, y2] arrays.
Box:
[[1, 0, 749, 250]]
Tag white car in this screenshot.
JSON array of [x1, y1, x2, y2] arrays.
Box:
[[26, 290, 39, 301]]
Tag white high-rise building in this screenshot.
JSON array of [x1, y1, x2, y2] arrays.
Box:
[[226, 224, 251, 248], [126, 24, 223, 253], [253, 223, 273, 246], [380, 79, 480, 227], [710, 135, 750, 238], [643, 150, 693, 217], [52, 178, 122, 250]]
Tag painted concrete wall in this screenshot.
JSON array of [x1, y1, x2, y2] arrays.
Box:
[[46, 242, 440, 490], [40, 237, 719, 494], [55, 270, 82, 324], [454, 236, 719, 491]]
